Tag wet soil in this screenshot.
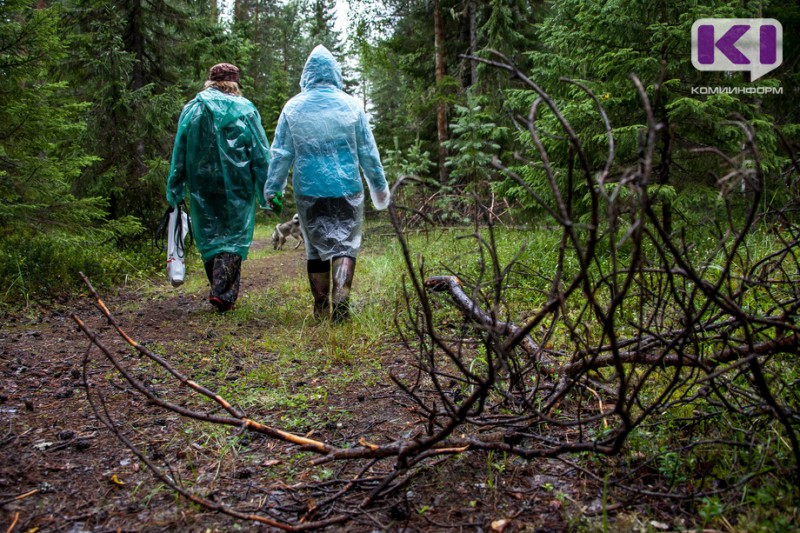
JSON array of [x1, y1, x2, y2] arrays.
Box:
[[0, 240, 627, 532]]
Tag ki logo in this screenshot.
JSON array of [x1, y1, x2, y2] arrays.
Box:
[[691, 18, 783, 81]]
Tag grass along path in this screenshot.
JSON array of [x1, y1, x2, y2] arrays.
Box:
[[9, 221, 765, 531]]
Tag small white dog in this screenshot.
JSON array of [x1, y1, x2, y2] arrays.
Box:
[[272, 213, 304, 250]]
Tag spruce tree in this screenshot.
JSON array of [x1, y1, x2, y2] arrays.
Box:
[[0, 0, 140, 301], [308, 0, 342, 54], [58, 0, 249, 230], [499, 0, 796, 227]]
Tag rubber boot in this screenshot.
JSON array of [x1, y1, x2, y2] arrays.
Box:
[[205, 253, 241, 312], [308, 271, 331, 320], [331, 256, 356, 323]]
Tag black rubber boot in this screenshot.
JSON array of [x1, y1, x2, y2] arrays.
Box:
[[331, 256, 356, 323], [307, 259, 331, 320]]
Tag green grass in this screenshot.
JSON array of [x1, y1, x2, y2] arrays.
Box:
[[75, 219, 800, 529], [0, 231, 161, 311], [152, 225, 407, 436]]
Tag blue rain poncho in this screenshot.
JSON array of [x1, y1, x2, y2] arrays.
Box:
[[167, 88, 270, 263], [264, 45, 390, 261]]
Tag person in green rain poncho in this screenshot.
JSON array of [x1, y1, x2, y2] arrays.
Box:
[[264, 45, 390, 322], [167, 63, 270, 312]]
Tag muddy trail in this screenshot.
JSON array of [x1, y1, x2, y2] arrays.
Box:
[[1, 238, 611, 532]]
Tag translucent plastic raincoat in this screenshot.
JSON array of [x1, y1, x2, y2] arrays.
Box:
[[167, 88, 270, 263], [264, 45, 389, 261]]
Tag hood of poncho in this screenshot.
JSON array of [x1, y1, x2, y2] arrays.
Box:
[[300, 45, 344, 91]]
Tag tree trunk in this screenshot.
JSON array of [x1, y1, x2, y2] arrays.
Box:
[[127, 0, 147, 178], [128, 0, 145, 92], [656, 1, 673, 234], [658, 116, 673, 235], [253, 2, 260, 88], [468, 0, 477, 86], [433, 0, 448, 183], [362, 69, 368, 112]]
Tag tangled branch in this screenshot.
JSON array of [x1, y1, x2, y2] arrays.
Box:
[[390, 51, 800, 488]]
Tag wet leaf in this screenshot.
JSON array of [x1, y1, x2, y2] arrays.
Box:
[[491, 519, 509, 531]]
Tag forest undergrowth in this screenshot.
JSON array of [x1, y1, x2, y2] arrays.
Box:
[[3, 220, 797, 532]]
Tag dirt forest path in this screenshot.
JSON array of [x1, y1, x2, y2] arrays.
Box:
[[1, 235, 583, 532], [0, 239, 310, 530]]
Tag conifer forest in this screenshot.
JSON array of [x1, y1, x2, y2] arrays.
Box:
[[1, 0, 799, 531]]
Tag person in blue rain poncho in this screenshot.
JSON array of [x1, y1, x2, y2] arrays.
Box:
[[264, 45, 390, 322], [167, 63, 270, 312]]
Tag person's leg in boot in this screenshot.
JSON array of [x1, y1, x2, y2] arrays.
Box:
[[205, 257, 222, 310], [204, 259, 215, 285], [331, 256, 356, 322], [209, 252, 242, 312], [307, 259, 331, 320]]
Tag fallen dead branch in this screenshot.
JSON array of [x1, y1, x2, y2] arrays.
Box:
[[424, 275, 550, 368], [6, 511, 19, 533], [78, 340, 349, 531], [423, 273, 800, 377], [0, 490, 38, 507], [73, 272, 608, 527], [390, 51, 800, 491]]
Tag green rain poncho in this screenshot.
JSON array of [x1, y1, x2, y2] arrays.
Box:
[[264, 45, 389, 261], [167, 88, 270, 262]]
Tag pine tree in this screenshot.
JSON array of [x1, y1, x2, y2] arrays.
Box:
[[353, 0, 539, 184], [57, 0, 247, 229], [443, 91, 508, 224], [498, 0, 795, 228], [0, 0, 102, 234], [0, 0, 141, 301], [233, 0, 309, 125], [476, 0, 540, 92], [444, 92, 506, 185], [308, 0, 342, 54]]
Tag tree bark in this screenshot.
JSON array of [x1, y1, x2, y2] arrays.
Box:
[[468, 0, 477, 86], [128, 0, 145, 92], [433, 0, 449, 183], [127, 0, 147, 178], [656, 3, 673, 234]]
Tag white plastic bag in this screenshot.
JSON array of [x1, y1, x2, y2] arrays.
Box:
[[166, 205, 189, 287]]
